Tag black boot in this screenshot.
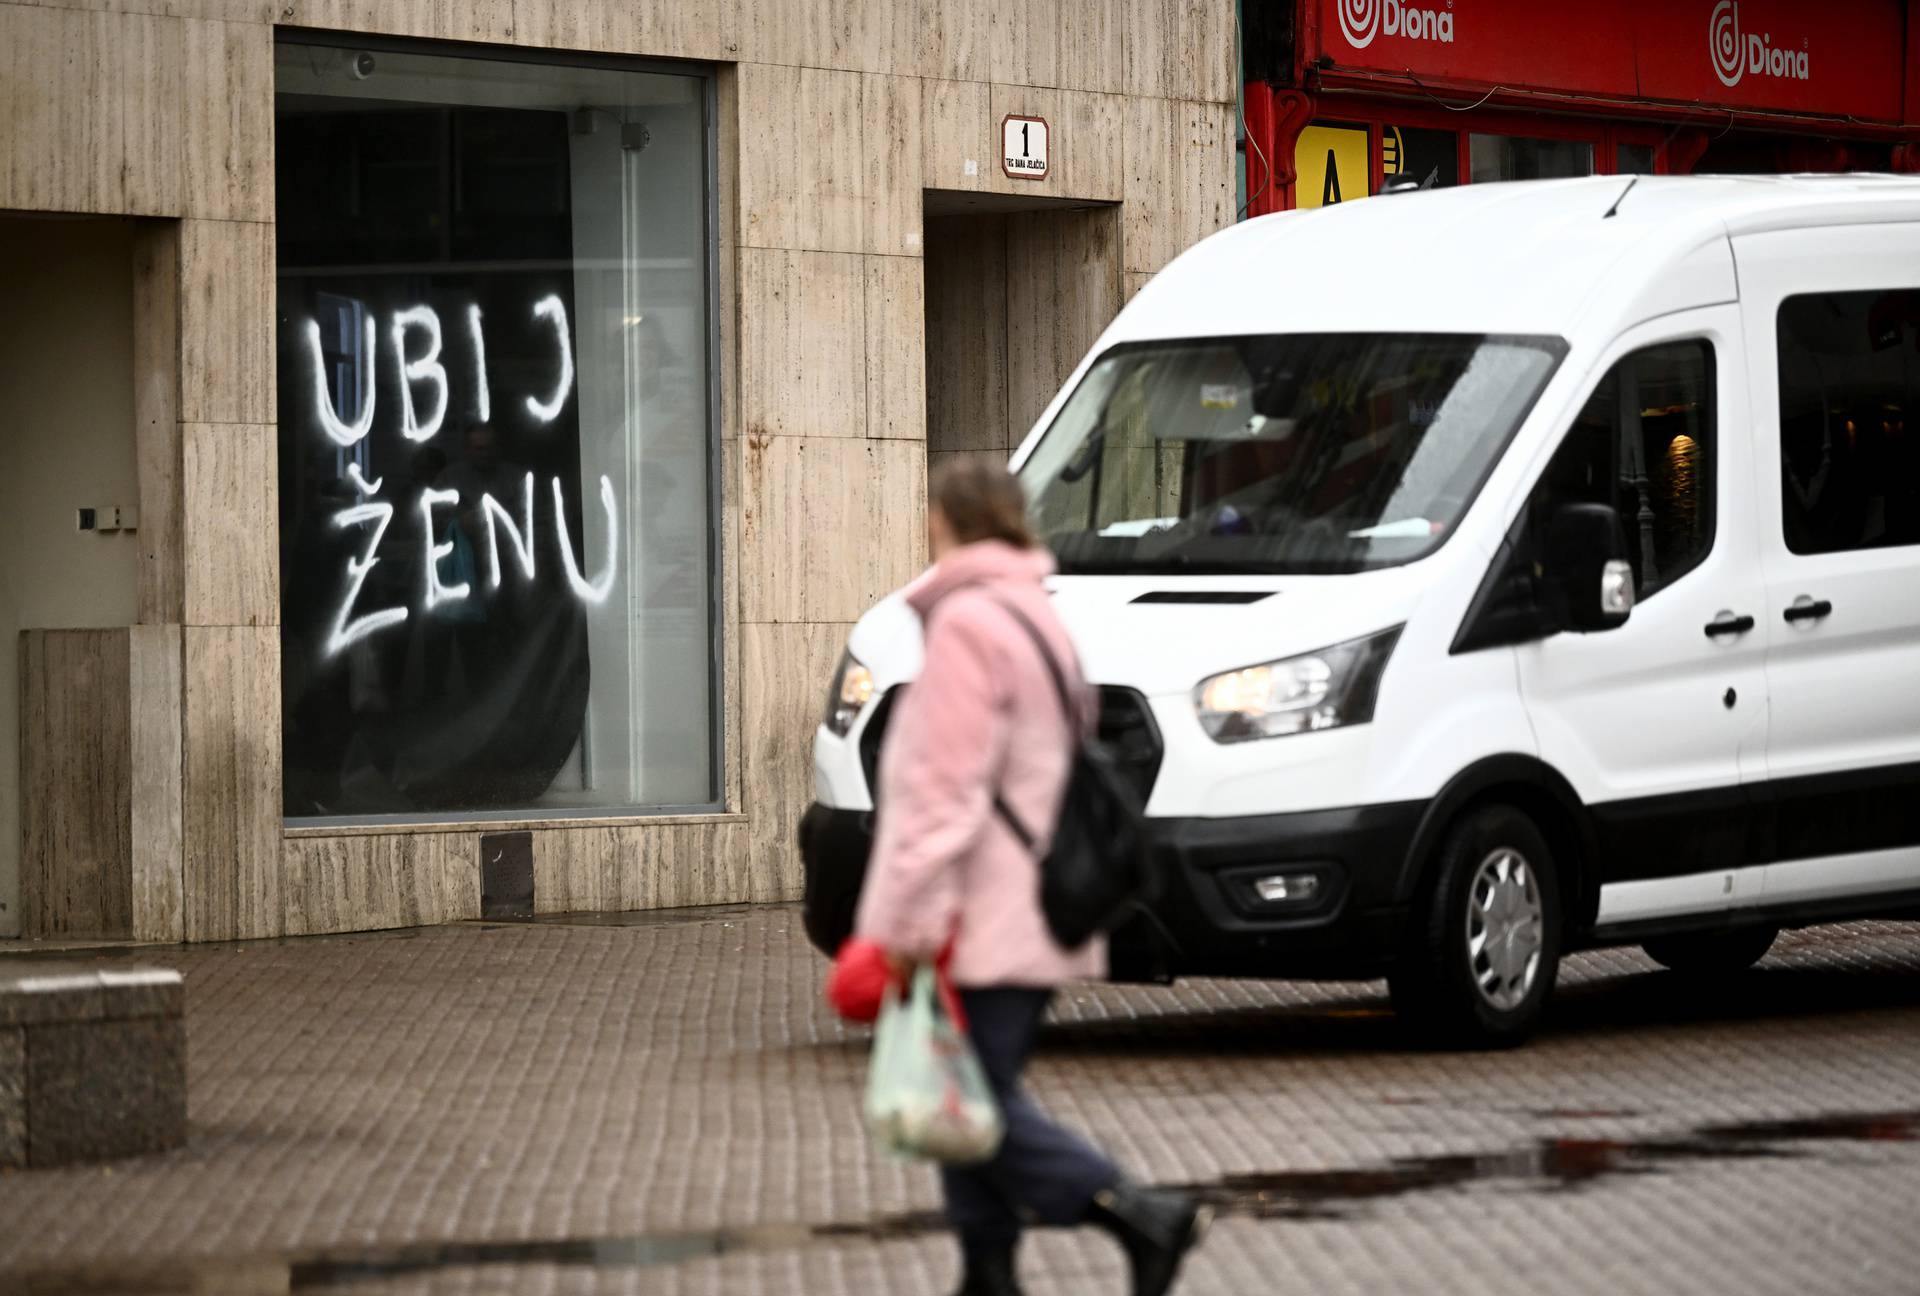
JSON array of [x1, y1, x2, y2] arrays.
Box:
[[952, 1239, 1023, 1295], [1088, 1182, 1210, 1296]]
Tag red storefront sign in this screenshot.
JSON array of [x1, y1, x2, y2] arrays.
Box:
[[1313, 0, 1906, 124]]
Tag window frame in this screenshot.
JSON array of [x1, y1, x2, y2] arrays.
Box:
[[1534, 337, 1719, 603], [1773, 288, 1920, 559], [272, 29, 729, 828]]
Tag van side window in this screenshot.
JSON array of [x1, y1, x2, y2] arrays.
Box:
[[1777, 290, 1920, 554], [1534, 340, 1716, 599]]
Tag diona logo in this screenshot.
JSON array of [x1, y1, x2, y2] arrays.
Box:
[[1709, 1, 1809, 88], [1336, 0, 1455, 50]]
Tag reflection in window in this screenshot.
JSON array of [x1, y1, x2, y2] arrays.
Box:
[[1539, 341, 1716, 599], [1616, 143, 1657, 176], [1469, 135, 1594, 183], [1777, 290, 1920, 555], [1384, 126, 1459, 190], [275, 40, 716, 820]]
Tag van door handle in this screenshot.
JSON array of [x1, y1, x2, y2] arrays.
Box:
[[1783, 596, 1832, 624], [1703, 611, 1755, 638]]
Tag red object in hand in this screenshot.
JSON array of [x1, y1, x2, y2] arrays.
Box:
[[826, 937, 898, 1023], [825, 938, 964, 1029]]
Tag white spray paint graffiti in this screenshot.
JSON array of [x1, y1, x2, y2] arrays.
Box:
[[481, 471, 538, 589], [552, 474, 619, 604], [467, 303, 491, 424], [307, 316, 377, 447], [325, 501, 408, 656], [525, 294, 575, 423], [309, 296, 605, 659], [418, 487, 472, 610], [345, 462, 383, 497], [392, 306, 449, 443]]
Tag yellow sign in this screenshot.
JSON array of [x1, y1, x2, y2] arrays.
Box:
[[1296, 123, 1370, 210]]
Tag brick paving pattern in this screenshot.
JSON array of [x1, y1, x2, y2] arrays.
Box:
[[1, 907, 1916, 1294]]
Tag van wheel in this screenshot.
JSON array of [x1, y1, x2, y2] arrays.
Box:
[[1641, 926, 1776, 975], [1389, 805, 1562, 1049]]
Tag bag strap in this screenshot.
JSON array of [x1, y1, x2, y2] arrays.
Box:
[[982, 595, 1083, 852]]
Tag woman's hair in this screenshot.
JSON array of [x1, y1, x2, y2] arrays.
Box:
[[929, 458, 1037, 549]]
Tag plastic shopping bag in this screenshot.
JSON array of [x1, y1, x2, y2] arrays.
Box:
[[864, 966, 1004, 1164]]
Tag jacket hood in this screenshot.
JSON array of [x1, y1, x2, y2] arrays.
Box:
[[905, 541, 1055, 618]]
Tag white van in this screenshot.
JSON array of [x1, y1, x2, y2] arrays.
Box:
[[801, 176, 1920, 1045]]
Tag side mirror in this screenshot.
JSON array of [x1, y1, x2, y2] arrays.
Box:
[[1544, 502, 1634, 632]]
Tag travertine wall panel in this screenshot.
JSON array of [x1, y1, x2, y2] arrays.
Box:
[[19, 631, 133, 939], [289, 0, 512, 44], [133, 221, 185, 626], [0, 7, 273, 220], [742, 622, 849, 902], [737, 0, 912, 76], [512, 0, 735, 61], [179, 218, 274, 424], [0, 6, 183, 215], [739, 248, 867, 440], [741, 435, 924, 624], [916, 0, 989, 81], [534, 821, 751, 914], [923, 80, 1125, 202], [985, 85, 1127, 202], [180, 16, 274, 222], [1124, 0, 1239, 103], [282, 833, 479, 936], [1122, 97, 1237, 273], [128, 624, 185, 943], [182, 422, 277, 627], [182, 625, 280, 940], [863, 255, 927, 441], [737, 64, 923, 256], [991, 3, 1127, 95]]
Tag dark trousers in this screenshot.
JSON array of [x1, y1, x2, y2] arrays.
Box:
[[941, 988, 1121, 1249]]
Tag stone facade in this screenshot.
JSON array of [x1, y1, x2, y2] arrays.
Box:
[[3, 0, 1239, 940]]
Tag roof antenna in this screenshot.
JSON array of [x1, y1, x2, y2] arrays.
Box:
[[1603, 175, 1639, 219]]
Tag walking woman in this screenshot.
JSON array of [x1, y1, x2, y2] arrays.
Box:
[[853, 459, 1206, 1296]]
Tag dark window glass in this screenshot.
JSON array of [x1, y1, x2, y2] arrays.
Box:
[[1469, 135, 1593, 183], [275, 40, 716, 821], [1777, 291, 1920, 554], [1616, 143, 1657, 175], [1384, 126, 1459, 190], [1536, 341, 1716, 599]]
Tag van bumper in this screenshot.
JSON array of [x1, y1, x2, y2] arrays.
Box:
[[799, 800, 1427, 977]]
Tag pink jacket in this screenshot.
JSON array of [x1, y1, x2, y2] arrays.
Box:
[[853, 540, 1105, 988]]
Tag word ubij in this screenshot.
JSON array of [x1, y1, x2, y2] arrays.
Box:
[[307, 296, 619, 659]]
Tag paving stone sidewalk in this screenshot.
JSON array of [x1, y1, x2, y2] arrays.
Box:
[[1, 907, 1916, 1294]]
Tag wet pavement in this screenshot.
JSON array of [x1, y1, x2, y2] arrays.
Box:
[[1, 909, 1917, 1295]]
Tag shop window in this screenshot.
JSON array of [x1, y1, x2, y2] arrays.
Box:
[[275, 38, 717, 820], [1469, 135, 1594, 183], [1535, 341, 1716, 599], [1777, 291, 1920, 554], [1384, 126, 1459, 190], [1616, 143, 1657, 176]]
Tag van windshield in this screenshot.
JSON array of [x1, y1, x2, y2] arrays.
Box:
[[1020, 333, 1566, 575]]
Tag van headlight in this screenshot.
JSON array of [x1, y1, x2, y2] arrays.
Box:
[[823, 651, 875, 737], [1193, 627, 1402, 743]]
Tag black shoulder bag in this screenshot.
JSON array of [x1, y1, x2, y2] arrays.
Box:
[[988, 598, 1157, 949]]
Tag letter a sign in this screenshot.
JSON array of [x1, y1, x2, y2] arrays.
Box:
[[1296, 123, 1369, 210]]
